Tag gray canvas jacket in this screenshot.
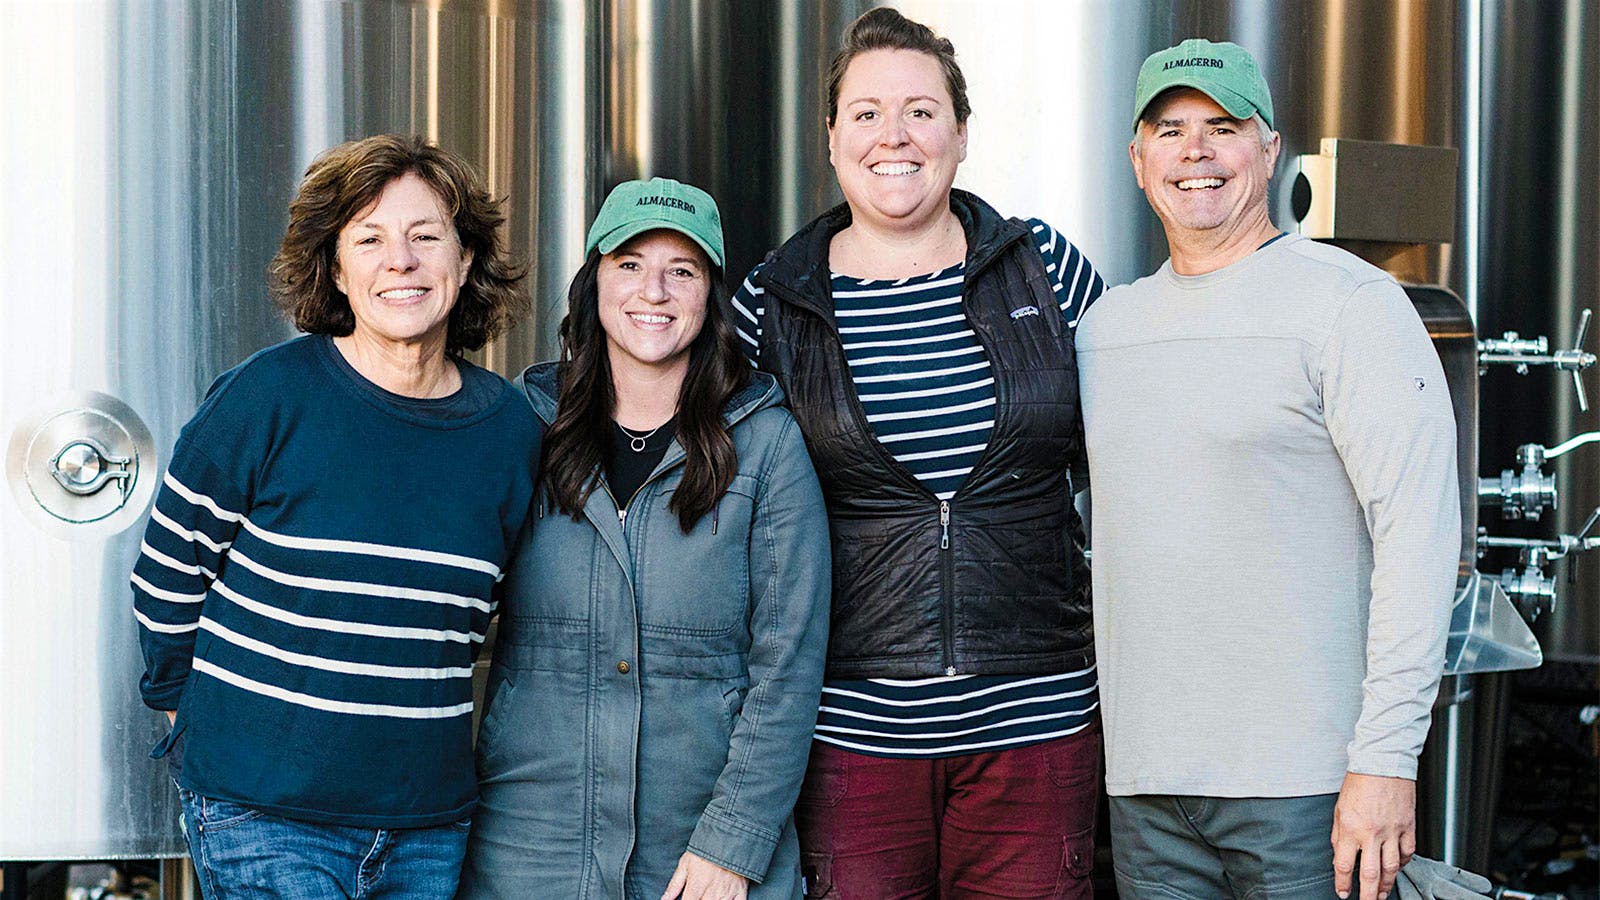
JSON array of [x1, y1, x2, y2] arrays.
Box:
[[461, 365, 830, 900]]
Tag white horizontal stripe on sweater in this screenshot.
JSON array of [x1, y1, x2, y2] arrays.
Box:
[[813, 719, 1093, 756], [212, 580, 482, 644], [240, 517, 501, 577], [892, 443, 989, 462], [876, 419, 992, 443], [226, 551, 491, 612], [816, 706, 1098, 741], [731, 289, 760, 321], [853, 360, 991, 384], [874, 674, 976, 686], [131, 572, 205, 604], [839, 313, 968, 335], [199, 618, 472, 680], [833, 274, 965, 298], [134, 607, 199, 634], [835, 293, 962, 317], [165, 474, 502, 577], [843, 332, 973, 352], [191, 658, 473, 719], [163, 472, 243, 522], [849, 345, 984, 368], [858, 377, 995, 403], [150, 507, 232, 554], [140, 541, 210, 577], [820, 685, 1100, 725], [821, 669, 1097, 706], [866, 396, 994, 424]]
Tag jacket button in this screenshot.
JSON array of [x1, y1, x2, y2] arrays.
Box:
[[616, 660, 631, 674]]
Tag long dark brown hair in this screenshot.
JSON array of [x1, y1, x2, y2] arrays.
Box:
[[542, 249, 751, 532]]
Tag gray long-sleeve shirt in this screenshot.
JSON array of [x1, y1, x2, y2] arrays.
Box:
[[1076, 234, 1459, 797]]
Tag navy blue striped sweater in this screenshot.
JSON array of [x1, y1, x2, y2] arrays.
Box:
[[132, 335, 538, 827]]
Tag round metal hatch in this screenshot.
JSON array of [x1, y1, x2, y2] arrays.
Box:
[[5, 391, 159, 539]]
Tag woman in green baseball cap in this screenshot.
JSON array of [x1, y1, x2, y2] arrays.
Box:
[[461, 179, 831, 900]]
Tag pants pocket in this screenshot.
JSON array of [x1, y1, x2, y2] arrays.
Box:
[[196, 796, 265, 832], [797, 744, 848, 808], [1052, 825, 1096, 900], [801, 851, 834, 899]]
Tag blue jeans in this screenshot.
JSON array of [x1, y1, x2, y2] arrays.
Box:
[[177, 787, 468, 899]]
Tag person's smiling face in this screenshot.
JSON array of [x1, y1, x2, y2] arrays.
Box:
[[1131, 88, 1280, 235], [596, 229, 711, 380], [829, 49, 967, 232], [333, 172, 473, 351]]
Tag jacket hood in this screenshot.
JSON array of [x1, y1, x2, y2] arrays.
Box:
[[754, 188, 1031, 324], [518, 361, 782, 429]]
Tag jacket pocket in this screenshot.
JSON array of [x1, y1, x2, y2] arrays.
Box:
[[474, 676, 517, 778], [635, 476, 759, 637], [498, 616, 587, 673], [719, 682, 748, 733]]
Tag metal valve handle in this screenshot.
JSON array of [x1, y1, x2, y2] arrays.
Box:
[[1477, 506, 1600, 562], [1478, 308, 1597, 411], [1562, 308, 1593, 411], [1477, 506, 1600, 621]]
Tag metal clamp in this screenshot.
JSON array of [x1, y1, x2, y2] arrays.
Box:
[[1478, 308, 1597, 410], [1478, 442, 1558, 521], [48, 437, 133, 499]]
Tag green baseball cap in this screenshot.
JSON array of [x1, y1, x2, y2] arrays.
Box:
[[1132, 38, 1274, 132], [585, 177, 725, 268]]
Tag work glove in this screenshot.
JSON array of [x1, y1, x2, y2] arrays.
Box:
[[1393, 855, 1493, 900]]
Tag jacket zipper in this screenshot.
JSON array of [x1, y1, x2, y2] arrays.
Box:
[[759, 242, 1027, 679], [601, 479, 651, 529], [765, 279, 963, 674], [940, 499, 955, 675]]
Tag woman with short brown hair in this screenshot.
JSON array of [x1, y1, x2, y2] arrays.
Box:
[[269, 132, 527, 353], [132, 134, 537, 899]]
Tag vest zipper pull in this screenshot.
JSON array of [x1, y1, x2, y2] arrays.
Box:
[[940, 501, 950, 550], [618, 507, 627, 527]]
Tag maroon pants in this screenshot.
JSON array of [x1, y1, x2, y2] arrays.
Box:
[[794, 722, 1101, 899]]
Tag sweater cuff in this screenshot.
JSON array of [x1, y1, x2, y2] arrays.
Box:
[[1345, 749, 1419, 782], [139, 675, 185, 712], [686, 808, 781, 884]]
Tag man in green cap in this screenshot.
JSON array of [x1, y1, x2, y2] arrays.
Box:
[[1075, 38, 1461, 900]]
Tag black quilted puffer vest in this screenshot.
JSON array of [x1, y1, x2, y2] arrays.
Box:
[[752, 190, 1093, 679]]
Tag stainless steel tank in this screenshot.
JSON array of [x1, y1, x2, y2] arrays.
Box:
[[0, 0, 596, 861], [4, 0, 1587, 873]]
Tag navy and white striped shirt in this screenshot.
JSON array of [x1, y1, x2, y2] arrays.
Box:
[[733, 219, 1104, 758], [132, 335, 538, 826]]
